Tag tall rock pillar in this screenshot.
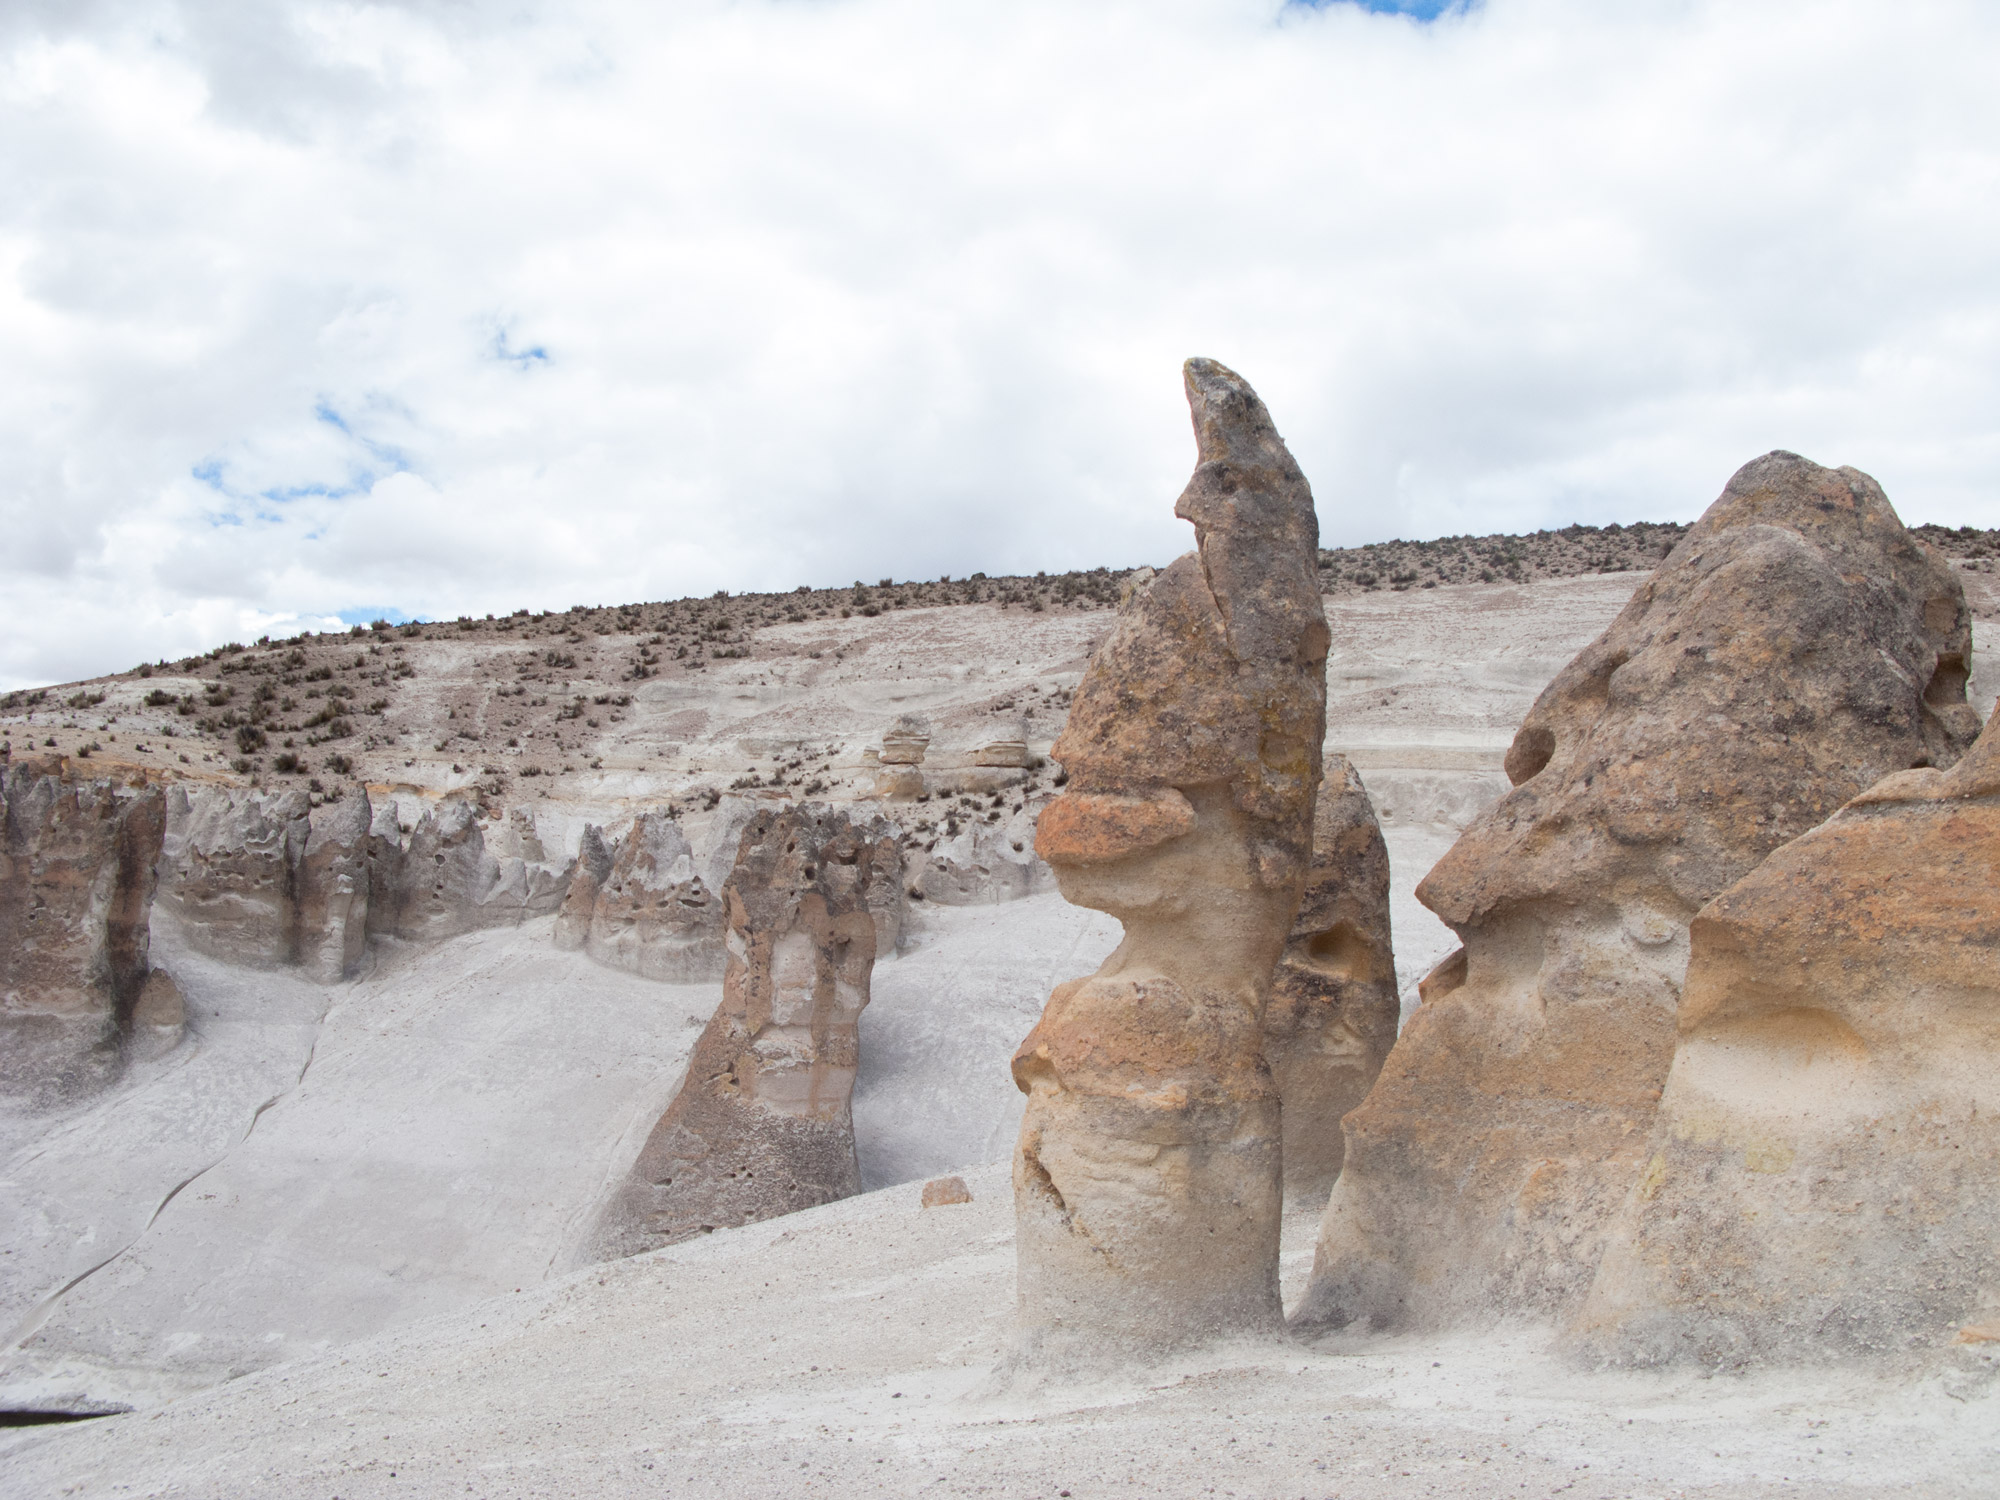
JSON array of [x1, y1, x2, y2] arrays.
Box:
[[1008, 358, 1329, 1368], [586, 803, 900, 1259]]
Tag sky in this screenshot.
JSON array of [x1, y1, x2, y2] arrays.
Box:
[[4, 0, 1998, 689]]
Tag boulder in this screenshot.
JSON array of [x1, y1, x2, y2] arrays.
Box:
[[1007, 358, 1329, 1368], [586, 804, 896, 1258], [158, 786, 372, 981], [0, 756, 167, 1105], [1570, 710, 2000, 1367], [879, 715, 932, 766], [1263, 755, 1398, 1205], [365, 796, 567, 943], [972, 724, 1032, 769], [1298, 451, 1981, 1333]]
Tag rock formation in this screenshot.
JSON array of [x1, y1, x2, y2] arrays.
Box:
[[1298, 451, 1981, 1334], [586, 803, 897, 1258], [873, 714, 930, 800], [1007, 358, 1329, 1367], [364, 796, 567, 943], [0, 755, 167, 1104], [552, 823, 615, 950], [908, 806, 1055, 906], [576, 810, 731, 982], [1570, 709, 2000, 1367], [1262, 755, 1397, 1205], [159, 785, 371, 981], [972, 723, 1032, 769]]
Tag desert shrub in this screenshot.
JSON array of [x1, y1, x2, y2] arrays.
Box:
[[272, 752, 302, 773], [235, 725, 267, 753], [325, 752, 353, 774], [144, 688, 175, 706]]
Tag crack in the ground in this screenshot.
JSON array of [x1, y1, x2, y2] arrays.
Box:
[[2, 1016, 330, 1356]]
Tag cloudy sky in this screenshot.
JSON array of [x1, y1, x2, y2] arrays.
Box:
[[5, 0, 1997, 688]]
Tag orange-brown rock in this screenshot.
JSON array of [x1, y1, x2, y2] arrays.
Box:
[[586, 804, 896, 1259], [1263, 755, 1397, 1205], [0, 756, 167, 1105], [1008, 358, 1328, 1369], [1299, 451, 1980, 1333], [1571, 711, 2000, 1367], [921, 1175, 973, 1207]]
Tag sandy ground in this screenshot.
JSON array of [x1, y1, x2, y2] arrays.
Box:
[[3, 1162, 1994, 1499]]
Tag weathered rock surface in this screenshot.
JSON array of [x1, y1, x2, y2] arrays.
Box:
[[578, 810, 732, 982], [879, 714, 932, 765], [159, 786, 372, 982], [0, 756, 167, 1105], [364, 796, 568, 943], [1008, 358, 1329, 1367], [1299, 451, 1981, 1333], [1570, 709, 2000, 1367], [1263, 755, 1397, 1205], [587, 803, 897, 1258], [908, 807, 1055, 906]]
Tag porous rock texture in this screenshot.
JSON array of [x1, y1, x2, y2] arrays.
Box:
[[158, 785, 371, 982], [1008, 357, 1329, 1368], [363, 795, 568, 943], [587, 803, 897, 1259], [1263, 754, 1397, 1205], [1299, 451, 1981, 1334], [571, 808, 738, 982], [0, 755, 167, 1105], [1570, 709, 2000, 1368]]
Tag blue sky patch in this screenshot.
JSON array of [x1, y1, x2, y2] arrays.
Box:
[[335, 606, 425, 627], [1296, 0, 1469, 17]]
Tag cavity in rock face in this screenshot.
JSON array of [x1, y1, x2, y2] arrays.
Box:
[[1007, 358, 1329, 1369], [1570, 712, 2000, 1368], [159, 786, 372, 981], [585, 803, 897, 1259], [1297, 451, 1980, 1335], [0, 756, 167, 1106], [1263, 755, 1397, 1207]]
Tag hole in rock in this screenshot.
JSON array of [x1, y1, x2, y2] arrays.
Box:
[[1925, 651, 1969, 707], [1297, 923, 1376, 983]]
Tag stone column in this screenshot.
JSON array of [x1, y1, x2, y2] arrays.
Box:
[[586, 803, 899, 1260], [1007, 358, 1329, 1369]]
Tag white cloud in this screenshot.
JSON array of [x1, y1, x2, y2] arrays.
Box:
[[4, 0, 1998, 687]]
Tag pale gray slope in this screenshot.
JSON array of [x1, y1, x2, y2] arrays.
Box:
[[0, 920, 708, 1413], [3, 1164, 1992, 1498]]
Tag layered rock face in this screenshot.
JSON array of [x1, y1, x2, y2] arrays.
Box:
[[587, 804, 896, 1259], [1571, 712, 2000, 1367], [1263, 755, 1397, 1205], [1009, 358, 1329, 1365], [872, 714, 931, 801], [1298, 452, 1980, 1333], [0, 756, 167, 1103], [158, 786, 371, 981], [364, 796, 567, 943]]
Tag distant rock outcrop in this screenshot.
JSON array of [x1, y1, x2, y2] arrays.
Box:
[[586, 804, 896, 1258], [1263, 755, 1397, 1205], [1571, 710, 2000, 1367], [0, 756, 167, 1104], [158, 785, 371, 981], [908, 808, 1055, 906], [1298, 451, 1981, 1334], [1008, 358, 1329, 1368], [577, 810, 732, 982], [364, 796, 568, 943]]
